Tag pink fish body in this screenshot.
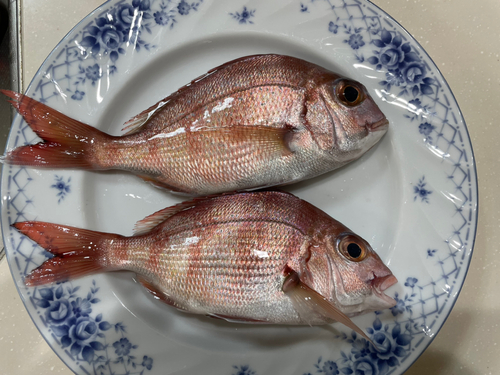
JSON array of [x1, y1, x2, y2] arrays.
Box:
[[3, 54, 388, 195], [16, 191, 396, 337]]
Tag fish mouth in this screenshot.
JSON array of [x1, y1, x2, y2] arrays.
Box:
[[368, 118, 389, 132], [371, 274, 398, 307]]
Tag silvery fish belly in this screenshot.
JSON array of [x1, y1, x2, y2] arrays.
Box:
[[16, 191, 397, 338], [3, 54, 388, 195]]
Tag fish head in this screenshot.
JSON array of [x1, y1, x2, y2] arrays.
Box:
[[322, 231, 397, 315], [314, 75, 389, 163]]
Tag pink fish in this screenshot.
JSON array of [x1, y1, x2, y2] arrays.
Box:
[[16, 191, 397, 340], [2, 54, 388, 195]]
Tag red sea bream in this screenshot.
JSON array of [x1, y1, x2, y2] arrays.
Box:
[[3, 54, 388, 195], [16, 191, 397, 339]]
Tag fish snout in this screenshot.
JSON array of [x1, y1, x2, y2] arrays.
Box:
[[372, 274, 398, 292], [370, 273, 398, 308], [367, 117, 389, 132]]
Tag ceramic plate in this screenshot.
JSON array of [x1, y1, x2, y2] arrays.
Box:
[[1, 0, 477, 374]]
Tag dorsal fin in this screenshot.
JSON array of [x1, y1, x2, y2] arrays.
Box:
[[133, 193, 230, 235], [121, 56, 275, 136], [121, 99, 170, 135]]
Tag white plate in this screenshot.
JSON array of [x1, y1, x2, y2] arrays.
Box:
[[1, 0, 477, 374]]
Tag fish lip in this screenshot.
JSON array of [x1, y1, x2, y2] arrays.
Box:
[[368, 118, 389, 132], [372, 274, 398, 307]]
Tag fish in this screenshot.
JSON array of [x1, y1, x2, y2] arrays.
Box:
[[15, 191, 397, 340], [2, 54, 388, 195]]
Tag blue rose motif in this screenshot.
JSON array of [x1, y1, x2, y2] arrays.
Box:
[[116, 4, 135, 26], [367, 319, 411, 374], [403, 62, 427, 85], [71, 297, 92, 318], [369, 332, 399, 373], [85, 64, 102, 83], [132, 0, 151, 11], [347, 34, 365, 50], [113, 337, 133, 356], [379, 49, 405, 71], [419, 122, 435, 136], [322, 361, 339, 375], [67, 317, 98, 357], [367, 30, 435, 96], [370, 30, 416, 71], [81, 17, 125, 62], [177, 0, 191, 15], [142, 355, 154, 370], [45, 299, 72, 325], [154, 11, 170, 26], [69, 317, 98, 343], [353, 359, 377, 375], [33, 280, 151, 369], [99, 25, 125, 50]]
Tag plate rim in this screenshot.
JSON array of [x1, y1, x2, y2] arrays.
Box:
[[1, 0, 479, 374]]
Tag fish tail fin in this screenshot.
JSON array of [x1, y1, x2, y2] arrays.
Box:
[[2, 90, 110, 169], [13, 221, 124, 286]]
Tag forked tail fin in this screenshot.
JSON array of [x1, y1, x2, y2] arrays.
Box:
[[2, 90, 111, 169], [13, 221, 125, 286]]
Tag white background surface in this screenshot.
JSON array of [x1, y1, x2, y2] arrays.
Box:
[[0, 0, 498, 374]]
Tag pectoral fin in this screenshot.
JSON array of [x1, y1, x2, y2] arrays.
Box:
[[282, 271, 372, 344], [202, 125, 294, 157]]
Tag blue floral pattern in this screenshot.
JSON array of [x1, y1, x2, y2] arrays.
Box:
[[232, 365, 257, 375], [324, 6, 441, 147], [51, 175, 71, 203], [413, 176, 432, 203], [230, 6, 256, 24], [51, 0, 204, 101], [32, 280, 152, 374], [303, 278, 422, 375], [427, 249, 437, 258]]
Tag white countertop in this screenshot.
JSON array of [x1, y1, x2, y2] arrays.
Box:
[[1, 0, 499, 373]]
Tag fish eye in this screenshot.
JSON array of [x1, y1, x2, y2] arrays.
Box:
[[336, 81, 364, 107], [339, 235, 367, 262], [343, 86, 359, 103], [347, 243, 362, 258]]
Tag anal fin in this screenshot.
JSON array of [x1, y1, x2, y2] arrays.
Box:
[[137, 276, 186, 311], [136, 174, 187, 195], [208, 314, 268, 324]]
